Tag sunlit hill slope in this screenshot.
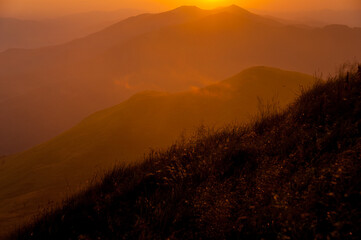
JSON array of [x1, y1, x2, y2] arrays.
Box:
[[10, 66, 361, 239], [0, 67, 315, 235]]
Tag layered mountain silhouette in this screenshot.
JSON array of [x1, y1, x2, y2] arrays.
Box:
[[260, 9, 361, 28], [0, 9, 141, 52], [0, 66, 315, 235], [0, 5, 360, 155]]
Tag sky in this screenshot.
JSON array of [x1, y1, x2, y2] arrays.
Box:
[[0, 0, 361, 19]]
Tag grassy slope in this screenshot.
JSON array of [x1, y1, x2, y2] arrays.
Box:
[[0, 67, 314, 235], [10, 66, 361, 239]]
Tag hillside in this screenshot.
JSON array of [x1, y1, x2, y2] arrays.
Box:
[[0, 67, 315, 236], [0, 9, 141, 52], [9, 65, 361, 240], [1, 5, 360, 155]]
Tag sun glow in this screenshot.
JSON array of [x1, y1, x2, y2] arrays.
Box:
[[200, 0, 236, 8], [1, 0, 360, 19], [154, 0, 256, 10]]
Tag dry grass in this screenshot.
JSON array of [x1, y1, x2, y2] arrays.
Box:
[[9, 64, 361, 240]]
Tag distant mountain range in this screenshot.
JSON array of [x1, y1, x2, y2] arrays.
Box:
[[0, 5, 360, 155], [0, 9, 141, 52], [256, 9, 361, 27], [0, 66, 315, 236]]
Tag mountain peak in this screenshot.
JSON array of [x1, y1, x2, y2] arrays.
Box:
[[174, 5, 200, 10], [227, 4, 243, 10], [169, 5, 202, 14], [219, 4, 252, 14]]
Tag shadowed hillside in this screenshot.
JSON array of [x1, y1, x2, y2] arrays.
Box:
[[0, 67, 315, 236], [9, 65, 361, 239], [1, 5, 360, 155]]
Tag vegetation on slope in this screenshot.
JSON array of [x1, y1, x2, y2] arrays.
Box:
[[0, 67, 314, 235], [10, 65, 361, 239]]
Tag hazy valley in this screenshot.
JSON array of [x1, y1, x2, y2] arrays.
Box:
[[0, 9, 142, 52], [1, 5, 360, 155]]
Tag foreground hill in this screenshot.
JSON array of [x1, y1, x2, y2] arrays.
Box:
[[10, 66, 361, 240], [0, 67, 314, 236], [0, 9, 141, 52], [1, 5, 360, 155]]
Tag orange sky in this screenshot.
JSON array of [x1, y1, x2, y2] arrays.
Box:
[[1, 0, 360, 18]]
